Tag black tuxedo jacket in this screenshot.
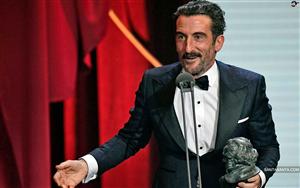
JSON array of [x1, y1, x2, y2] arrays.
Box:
[[90, 61, 280, 188]]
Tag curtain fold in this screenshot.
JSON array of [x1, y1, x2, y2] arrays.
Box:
[[0, 100, 21, 187]]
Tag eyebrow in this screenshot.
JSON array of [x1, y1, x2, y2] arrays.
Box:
[[193, 32, 207, 37], [175, 31, 207, 37], [175, 31, 186, 36]]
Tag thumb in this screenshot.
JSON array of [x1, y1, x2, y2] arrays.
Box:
[[56, 160, 72, 170], [247, 174, 260, 182]]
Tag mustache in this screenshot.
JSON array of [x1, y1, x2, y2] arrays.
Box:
[[182, 52, 202, 59]]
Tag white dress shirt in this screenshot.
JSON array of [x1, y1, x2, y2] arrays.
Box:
[[174, 62, 219, 156]]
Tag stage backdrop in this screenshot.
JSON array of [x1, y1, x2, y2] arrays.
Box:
[[217, 1, 299, 187]]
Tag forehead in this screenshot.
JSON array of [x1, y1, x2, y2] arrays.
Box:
[[176, 15, 212, 33]]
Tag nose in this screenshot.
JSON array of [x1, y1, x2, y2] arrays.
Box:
[[185, 38, 194, 53]]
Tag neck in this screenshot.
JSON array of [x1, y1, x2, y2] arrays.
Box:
[[193, 60, 215, 79]]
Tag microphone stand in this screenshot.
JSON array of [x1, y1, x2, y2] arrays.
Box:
[[179, 82, 192, 188], [179, 80, 202, 188]]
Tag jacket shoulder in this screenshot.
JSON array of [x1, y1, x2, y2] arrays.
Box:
[[144, 62, 181, 78], [218, 61, 263, 82]]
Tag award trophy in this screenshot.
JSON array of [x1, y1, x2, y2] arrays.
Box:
[[219, 137, 260, 188]]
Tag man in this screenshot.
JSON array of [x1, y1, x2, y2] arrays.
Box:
[[54, 1, 280, 188]]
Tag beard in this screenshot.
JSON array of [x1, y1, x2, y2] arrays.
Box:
[[184, 60, 208, 77], [181, 52, 209, 77], [180, 49, 215, 77]]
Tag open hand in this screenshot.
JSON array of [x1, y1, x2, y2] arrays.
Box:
[[53, 160, 88, 188]]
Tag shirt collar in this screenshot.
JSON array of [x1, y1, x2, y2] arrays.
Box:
[[202, 61, 218, 87]]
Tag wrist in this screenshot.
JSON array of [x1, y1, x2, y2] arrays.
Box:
[[80, 154, 98, 183], [79, 159, 88, 177]]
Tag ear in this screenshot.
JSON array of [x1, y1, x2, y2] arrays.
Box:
[[214, 35, 224, 52]]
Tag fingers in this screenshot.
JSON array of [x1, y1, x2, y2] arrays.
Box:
[[53, 166, 70, 187], [53, 171, 74, 188], [53, 171, 61, 184], [53, 171, 64, 187], [54, 160, 84, 187], [236, 174, 261, 188]]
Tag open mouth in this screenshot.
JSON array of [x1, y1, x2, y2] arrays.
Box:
[[184, 58, 198, 64], [182, 53, 201, 63]]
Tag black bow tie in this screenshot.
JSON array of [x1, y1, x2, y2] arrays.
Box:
[[195, 75, 209, 90]]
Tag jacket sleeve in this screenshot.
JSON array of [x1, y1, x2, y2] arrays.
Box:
[[89, 72, 153, 174], [248, 76, 280, 181]]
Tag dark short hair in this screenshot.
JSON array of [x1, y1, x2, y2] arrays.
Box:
[[174, 0, 226, 40]]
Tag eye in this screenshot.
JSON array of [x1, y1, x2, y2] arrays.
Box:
[[193, 33, 205, 41], [176, 33, 186, 41]]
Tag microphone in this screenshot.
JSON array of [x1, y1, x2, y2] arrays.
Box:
[[175, 72, 195, 92], [176, 72, 202, 188]]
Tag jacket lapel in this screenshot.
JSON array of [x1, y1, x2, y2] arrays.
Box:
[[151, 63, 187, 152], [214, 61, 248, 150], [151, 61, 249, 152]]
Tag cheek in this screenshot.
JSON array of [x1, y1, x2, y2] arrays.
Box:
[[175, 42, 184, 52], [194, 43, 208, 52], [204, 44, 216, 55]]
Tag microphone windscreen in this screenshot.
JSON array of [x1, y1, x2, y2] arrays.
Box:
[[175, 72, 194, 87]]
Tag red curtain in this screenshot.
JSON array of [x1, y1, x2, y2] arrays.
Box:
[[0, 100, 21, 187], [0, 0, 107, 187], [96, 1, 153, 187], [1, 0, 153, 187], [0, 1, 52, 187]]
